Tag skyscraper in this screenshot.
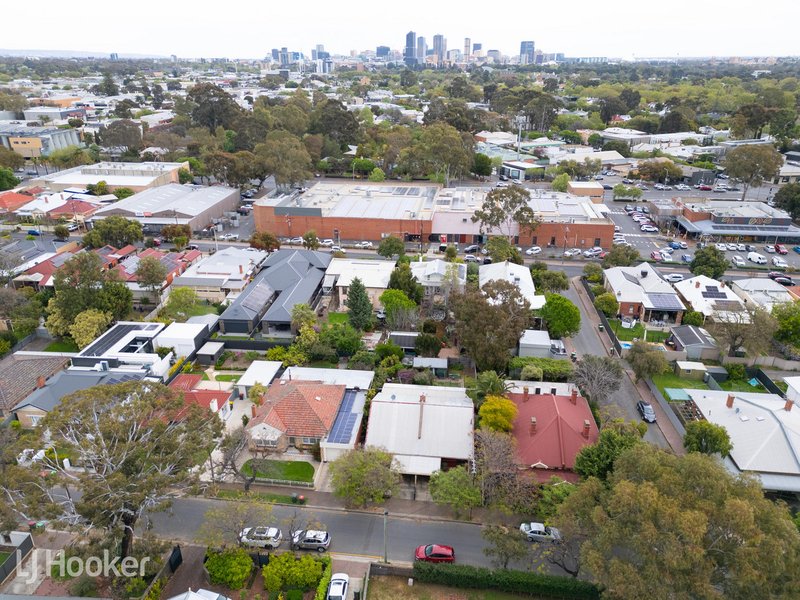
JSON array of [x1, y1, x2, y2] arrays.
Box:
[[416, 36, 427, 62], [520, 41, 535, 64], [432, 34, 447, 66], [463, 38, 471, 59], [404, 31, 417, 66], [473, 42, 482, 53], [376, 46, 390, 58]]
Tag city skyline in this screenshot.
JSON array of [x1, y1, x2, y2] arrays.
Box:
[[0, 0, 797, 60]]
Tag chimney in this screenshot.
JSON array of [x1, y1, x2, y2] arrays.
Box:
[[529, 416, 537, 435], [523, 386, 529, 402], [418, 394, 426, 439], [570, 389, 578, 405], [726, 394, 734, 409], [251, 404, 257, 418], [785, 399, 794, 412], [36, 375, 46, 388], [695, 280, 700, 288], [582, 419, 590, 439], [239, 264, 243, 274]]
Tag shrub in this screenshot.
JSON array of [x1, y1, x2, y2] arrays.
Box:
[[412, 562, 600, 600], [144, 578, 165, 600], [421, 319, 438, 334], [508, 357, 574, 381], [375, 342, 403, 361], [590, 284, 606, 298], [124, 577, 148, 598], [263, 553, 327, 592], [206, 548, 253, 590], [415, 332, 441, 357], [520, 365, 543, 381], [412, 369, 435, 385], [726, 363, 746, 381], [348, 350, 376, 369], [69, 576, 97, 597], [314, 557, 333, 600]]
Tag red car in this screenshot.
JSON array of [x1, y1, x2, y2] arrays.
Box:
[[650, 250, 662, 262], [775, 244, 788, 255], [415, 544, 455, 563], [698, 184, 713, 191]]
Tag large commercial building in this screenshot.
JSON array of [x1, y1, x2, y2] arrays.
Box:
[[0, 125, 81, 158], [671, 198, 800, 243], [92, 183, 239, 232], [254, 183, 615, 249], [404, 31, 417, 66], [33, 161, 187, 192], [520, 41, 535, 64]]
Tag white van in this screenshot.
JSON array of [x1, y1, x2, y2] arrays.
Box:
[[747, 251, 767, 264], [731, 255, 745, 267]]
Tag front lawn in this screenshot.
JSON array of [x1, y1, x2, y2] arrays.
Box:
[[44, 339, 79, 353], [652, 373, 709, 399], [327, 312, 348, 325], [368, 575, 528, 600], [609, 320, 670, 343], [241, 459, 315, 483], [215, 374, 241, 382], [214, 489, 296, 504]]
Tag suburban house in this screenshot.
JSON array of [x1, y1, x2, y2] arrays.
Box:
[[730, 278, 794, 313], [246, 382, 346, 453], [519, 330, 552, 358], [0, 356, 69, 418], [323, 258, 395, 309], [0, 191, 37, 214], [153, 322, 209, 358], [603, 262, 686, 323], [70, 322, 171, 379], [236, 360, 283, 399], [667, 325, 719, 360], [169, 374, 233, 421], [674, 276, 747, 323], [480, 260, 546, 310], [12, 249, 77, 290], [364, 384, 474, 477], [219, 249, 331, 336], [45, 198, 102, 224], [171, 246, 269, 303], [688, 390, 800, 493], [509, 386, 599, 482], [410, 259, 467, 300], [112, 247, 201, 302]]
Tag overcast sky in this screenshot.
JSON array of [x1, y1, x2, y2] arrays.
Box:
[[3, 0, 796, 60]]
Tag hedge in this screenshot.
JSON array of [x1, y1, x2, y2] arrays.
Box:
[[508, 357, 574, 381], [412, 562, 600, 600], [314, 555, 332, 600]]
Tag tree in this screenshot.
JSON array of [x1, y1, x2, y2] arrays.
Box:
[[161, 287, 200, 321], [682, 310, 704, 327], [478, 395, 518, 432], [611, 184, 642, 200], [379, 288, 416, 321], [593, 292, 619, 317], [136, 256, 168, 303], [602, 140, 632, 158], [68, 309, 111, 349], [53, 224, 70, 240], [573, 419, 645, 480], [92, 72, 119, 96], [329, 448, 400, 508], [310, 99, 360, 147], [291, 303, 317, 332], [773, 301, 800, 343], [551, 173, 570, 192], [0, 146, 24, 170], [482, 525, 530, 569], [485, 236, 523, 264], [345, 277, 373, 331], [100, 119, 143, 152], [723, 144, 783, 200], [452, 281, 530, 372], [627, 340, 668, 381], [619, 88, 641, 111], [472, 153, 493, 177], [636, 159, 682, 183], [0, 168, 20, 191], [683, 420, 733, 456], [429, 466, 481, 518], [160, 224, 192, 242], [602, 244, 640, 268], [83, 216, 143, 249], [187, 83, 242, 131], [254, 130, 312, 189], [524, 92, 561, 131], [559, 444, 800, 599], [474, 428, 521, 509], [388, 263, 423, 304], [708, 306, 777, 357], [573, 355, 623, 405], [599, 97, 627, 123], [588, 133, 603, 148], [196, 501, 274, 548], [46, 145, 95, 169], [377, 236, 405, 258], [773, 182, 800, 220], [301, 230, 320, 250], [473, 371, 513, 408], [472, 185, 539, 240], [534, 271, 569, 294], [368, 167, 385, 182], [249, 231, 280, 251], [38, 381, 221, 558], [415, 333, 440, 357], [689, 246, 728, 279], [540, 294, 580, 339]]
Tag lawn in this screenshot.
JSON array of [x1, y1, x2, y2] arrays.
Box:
[[44, 339, 79, 353], [608, 320, 670, 343], [0, 552, 10, 565], [652, 372, 709, 399], [306, 360, 339, 369], [719, 378, 765, 393], [214, 489, 296, 504], [368, 576, 531, 600], [241, 459, 315, 483], [215, 374, 241, 382], [327, 312, 348, 325]]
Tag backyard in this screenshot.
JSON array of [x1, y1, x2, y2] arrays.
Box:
[[608, 320, 670, 343], [241, 459, 315, 483], [327, 312, 348, 325], [652, 373, 709, 398], [368, 576, 533, 600], [44, 339, 79, 353]]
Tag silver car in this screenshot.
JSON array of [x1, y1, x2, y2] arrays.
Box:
[[520, 522, 562, 543], [291, 529, 331, 552], [239, 526, 283, 549]]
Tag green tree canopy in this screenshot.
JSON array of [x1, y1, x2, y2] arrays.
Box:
[[689, 246, 728, 279], [773, 182, 800, 220], [471, 185, 539, 240], [551, 173, 570, 193], [573, 419, 645, 481], [377, 236, 405, 258], [329, 448, 400, 508], [429, 465, 482, 519], [388, 263, 423, 304], [249, 231, 281, 251], [540, 294, 581, 339], [135, 255, 168, 302], [0, 168, 20, 191], [594, 292, 619, 317], [723, 144, 783, 200], [683, 420, 733, 455], [82, 216, 143, 249], [345, 277, 373, 331], [602, 244, 641, 268], [478, 395, 519, 432], [627, 340, 668, 381]]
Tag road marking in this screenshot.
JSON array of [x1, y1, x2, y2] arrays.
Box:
[[330, 552, 382, 562]]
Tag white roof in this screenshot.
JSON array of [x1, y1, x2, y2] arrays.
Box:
[[520, 329, 551, 347], [603, 262, 682, 305], [237, 361, 283, 388], [410, 259, 467, 286], [156, 322, 206, 341], [675, 275, 746, 319], [167, 589, 230, 600], [785, 377, 800, 404], [675, 361, 706, 371], [94, 184, 236, 219], [365, 383, 474, 475], [326, 258, 395, 289], [730, 278, 793, 312], [14, 192, 71, 214], [689, 389, 800, 492], [479, 261, 546, 310], [281, 366, 374, 389], [38, 161, 184, 188], [173, 246, 268, 289]]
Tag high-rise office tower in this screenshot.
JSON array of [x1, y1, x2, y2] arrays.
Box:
[[271, 48, 279, 60], [473, 42, 482, 53], [404, 31, 417, 66], [520, 41, 535, 64], [432, 34, 447, 65], [463, 38, 471, 59], [376, 46, 390, 57], [416, 36, 427, 62]]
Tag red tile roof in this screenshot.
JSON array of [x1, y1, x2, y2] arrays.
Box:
[[169, 374, 230, 418], [249, 382, 345, 438], [169, 374, 203, 391], [509, 389, 599, 473], [0, 191, 33, 212], [46, 199, 99, 217]]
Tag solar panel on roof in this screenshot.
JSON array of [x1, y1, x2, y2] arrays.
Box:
[[241, 282, 274, 313], [327, 390, 360, 444], [646, 293, 684, 310]]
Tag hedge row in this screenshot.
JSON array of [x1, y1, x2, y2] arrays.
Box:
[[508, 356, 574, 381], [314, 555, 332, 600], [412, 562, 600, 600]]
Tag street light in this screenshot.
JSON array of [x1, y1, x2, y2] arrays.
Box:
[[383, 510, 389, 564]]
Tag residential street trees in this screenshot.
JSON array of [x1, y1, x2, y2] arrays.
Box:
[[472, 185, 539, 239], [722, 144, 783, 201], [329, 448, 400, 508], [135, 255, 168, 303], [573, 356, 623, 405], [689, 246, 728, 279], [82, 216, 143, 249], [707, 306, 777, 357], [540, 294, 581, 339], [429, 466, 481, 519]]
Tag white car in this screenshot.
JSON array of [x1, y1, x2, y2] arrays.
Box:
[[715, 243, 727, 252], [520, 522, 562, 543], [320, 239, 334, 247], [239, 526, 283, 549], [525, 246, 542, 256], [772, 256, 788, 268], [748, 252, 767, 264], [563, 248, 581, 257], [329, 246, 346, 254], [326, 573, 350, 600], [289, 236, 304, 244], [731, 255, 746, 267], [664, 273, 684, 283], [354, 241, 373, 249], [659, 247, 673, 255], [736, 243, 746, 252], [726, 243, 738, 251], [464, 254, 479, 263], [675, 184, 690, 191], [640, 225, 658, 233], [765, 245, 776, 253]]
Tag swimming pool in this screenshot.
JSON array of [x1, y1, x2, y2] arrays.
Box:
[[620, 342, 632, 350]]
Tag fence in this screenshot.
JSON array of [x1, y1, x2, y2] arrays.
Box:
[[132, 545, 182, 600], [368, 562, 414, 577], [722, 354, 800, 371], [750, 367, 786, 397], [0, 533, 34, 585], [579, 277, 623, 356], [645, 378, 687, 436], [217, 338, 292, 352]]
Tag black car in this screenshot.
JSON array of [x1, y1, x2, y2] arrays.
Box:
[[603, 184, 613, 190], [637, 401, 657, 423], [464, 244, 480, 253], [774, 276, 795, 286]]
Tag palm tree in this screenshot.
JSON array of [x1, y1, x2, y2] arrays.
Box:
[[472, 370, 513, 408]]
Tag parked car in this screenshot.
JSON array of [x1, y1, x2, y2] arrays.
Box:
[[713, 186, 728, 193], [765, 245, 776, 253], [239, 526, 283, 549], [603, 184, 613, 190], [772, 256, 788, 268], [622, 178, 633, 184], [464, 244, 480, 253], [624, 205, 634, 212], [698, 184, 713, 191], [525, 245, 542, 256], [320, 239, 334, 247], [675, 184, 691, 191], [718, 173, 729, 179], [659, 247, 674, 255], [289, 236, 304, 244], [326, 574, 350, 600], [725, 243, 738, 251], [563, 248, 581, 257], [415, 544, 455, 563], [26, 229, 40, 236], [520, 522, 562, 543], [583, 247, 603, 258], [354, 241, 373, 249], [641, 225, 658, 233], [767, 271, 786, 280], [664, 273, 684, 283], [774, 276, 795, 286], [464, 254, 479, 263], [776, 244, 788, 255], [731, 255, 746, 267], [747, 252, 767, 264], [650, 251, 663, 262], [637, 400, 657, 423], [291, 530, 330, 552], [681, 254, 692, 263], [794, 246, 800, 254], [735, 243, 746, 252], [715, 243, 727, 252], [329, 246, 346, 254]]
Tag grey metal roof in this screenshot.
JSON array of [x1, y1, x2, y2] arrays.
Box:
[[13, 370, 146, 413], [671, 325, 715, 348]]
